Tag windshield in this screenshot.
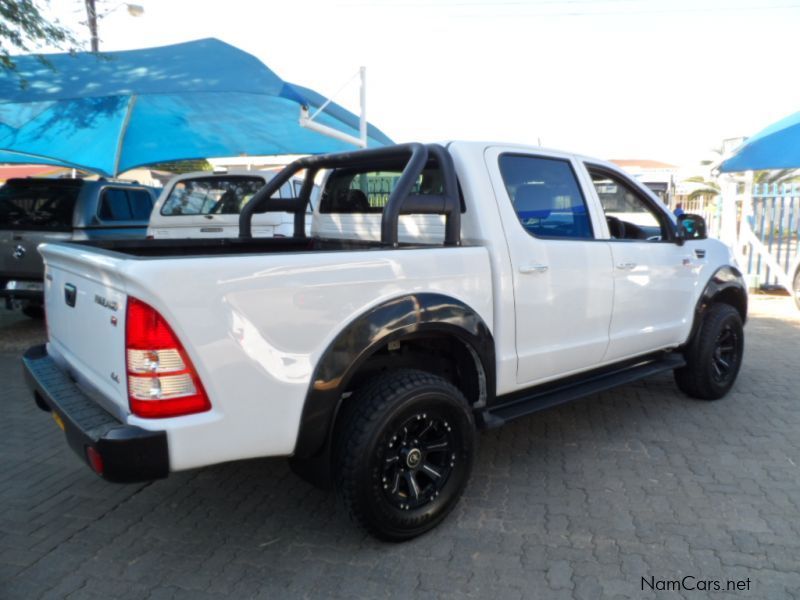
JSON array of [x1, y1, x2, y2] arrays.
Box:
[[0, 179, 80, 231], [160, 176, 267, 216]]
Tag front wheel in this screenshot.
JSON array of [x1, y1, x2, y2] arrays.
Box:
[[334, 369, 475, 541], [674, 303, 744, 400]]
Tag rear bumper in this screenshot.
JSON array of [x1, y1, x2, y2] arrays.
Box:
[[1, 278, 43, 304], [22, 344, 169, 483], [0, 290, 42, 303]]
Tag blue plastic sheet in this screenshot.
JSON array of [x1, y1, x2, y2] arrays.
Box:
[[0, 39, 393, 175], [720, 111, 800, 172]]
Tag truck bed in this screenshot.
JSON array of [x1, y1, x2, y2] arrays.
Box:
[[38, 236, 493, 470], [72, 236, 399, 258]]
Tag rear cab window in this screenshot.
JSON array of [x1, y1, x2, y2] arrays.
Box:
[[497, 154, 593, 240], [160, 176, 266, 216], [320, 164, 463, 213], [0, 179, 81, 231]]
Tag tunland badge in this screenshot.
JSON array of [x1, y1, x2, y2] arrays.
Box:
[[94, 294, 119, 312]]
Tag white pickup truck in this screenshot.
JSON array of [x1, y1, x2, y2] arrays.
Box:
[[24, 142, 747, 541]]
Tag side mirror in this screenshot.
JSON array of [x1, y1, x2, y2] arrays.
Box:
[[677, 213, 707, 243]]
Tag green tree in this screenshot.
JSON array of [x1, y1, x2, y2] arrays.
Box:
[[752, 169, 800, 185], [0, 0, 76, 71], [150, 159, 213, 174]]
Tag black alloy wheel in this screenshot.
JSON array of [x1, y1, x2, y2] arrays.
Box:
[[675, 303, 744, 400], [710, 322, 741, 385], [379, 411, 457, 511], [334, 369, 475, 541]]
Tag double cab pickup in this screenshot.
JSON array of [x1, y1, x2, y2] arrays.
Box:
[[23, 142, 746, 540]]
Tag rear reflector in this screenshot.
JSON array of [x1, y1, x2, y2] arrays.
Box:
[[86, 446, 104, 475], [126, 297, 210, 418]]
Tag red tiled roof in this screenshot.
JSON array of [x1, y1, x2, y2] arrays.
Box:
[[0, 164, 69, 181], [610, 159, 677, 169]]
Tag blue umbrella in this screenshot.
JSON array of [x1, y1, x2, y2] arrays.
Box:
[[0, 38, 393, 176], [720, 111, 800, 172]]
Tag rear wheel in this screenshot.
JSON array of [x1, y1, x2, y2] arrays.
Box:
[[334, 369, 475, 541], [674, 303, 744, 400], [793, 267, 800, 311]]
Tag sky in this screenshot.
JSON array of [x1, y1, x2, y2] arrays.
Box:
[[38, 0, 800, 165]]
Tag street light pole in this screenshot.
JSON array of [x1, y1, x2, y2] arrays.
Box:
[[85, 0, 99, 52]]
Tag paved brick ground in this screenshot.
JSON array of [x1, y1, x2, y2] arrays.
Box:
[[1, 296, 799, 599]]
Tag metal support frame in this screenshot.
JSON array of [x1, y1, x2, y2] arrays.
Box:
[[238, 143, 461, 247], [299, 67, 368, 149]]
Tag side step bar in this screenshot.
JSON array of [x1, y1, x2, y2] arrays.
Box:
[[478, 352, 686, 429]]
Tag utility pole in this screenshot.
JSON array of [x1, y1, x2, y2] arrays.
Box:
[[85, 0, 99, 52], [83, 2, 143, 52]]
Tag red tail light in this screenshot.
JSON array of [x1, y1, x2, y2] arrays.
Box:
[[125, 297, 210, 418]]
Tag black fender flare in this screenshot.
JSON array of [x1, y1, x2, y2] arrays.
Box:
[[293, 293, 495, 458], [686, 265, 748, 346]]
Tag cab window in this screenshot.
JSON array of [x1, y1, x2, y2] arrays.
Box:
[[319, 158, 464, 214], [498, 154, 593, 240], [320, 168, 444, 213], [98, 188, 133, 221], [588, 167, 669, 241]]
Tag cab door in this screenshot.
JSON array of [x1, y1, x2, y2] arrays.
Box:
[[485, 147, 614, 385], [579, 163, 700, 362]]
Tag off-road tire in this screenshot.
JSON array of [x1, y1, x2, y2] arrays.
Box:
[[674, 303, 744, 400], [334, 369, 475, 542]]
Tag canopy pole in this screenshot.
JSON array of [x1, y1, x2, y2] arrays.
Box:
[[113, 94, 138, 177], [299, 110, 366, 147], [359, 66, 367, 148], [299, 68, 368, 148]]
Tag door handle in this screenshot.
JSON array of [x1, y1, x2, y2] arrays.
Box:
[[519, 264, 549, 274], [616, 262, 637, 271]]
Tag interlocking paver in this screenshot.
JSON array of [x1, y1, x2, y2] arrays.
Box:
[[0, 295, 799, 599]]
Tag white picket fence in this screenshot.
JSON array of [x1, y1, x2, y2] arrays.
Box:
[[711, 182, 800, 291]]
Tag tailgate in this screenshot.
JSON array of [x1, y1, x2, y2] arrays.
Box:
[[41, 243, 130, 415]]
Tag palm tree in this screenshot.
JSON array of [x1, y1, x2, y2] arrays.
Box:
[[683, 175, 720, 202]]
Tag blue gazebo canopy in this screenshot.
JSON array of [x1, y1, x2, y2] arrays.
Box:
[[720, 111, 800, 173], [0, 38, 393, 176]]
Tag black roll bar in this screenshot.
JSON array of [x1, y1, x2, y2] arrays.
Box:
[[238, 142, 461, 246]]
